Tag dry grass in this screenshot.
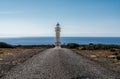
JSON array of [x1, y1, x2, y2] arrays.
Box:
[[0, 47, 48, 77], [72, 49, 120, 73]]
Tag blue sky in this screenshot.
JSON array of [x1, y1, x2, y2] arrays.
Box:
[[0, 0, 120, 37]]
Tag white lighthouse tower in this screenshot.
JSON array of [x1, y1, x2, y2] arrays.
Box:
[[55, 23, 61, 48]]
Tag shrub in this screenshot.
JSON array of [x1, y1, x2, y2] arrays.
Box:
[[116, 55, 120, 60], [89, 43, 94, 46], [110, 48, 116, 52], [67, 43, 79, 48], [0, 42, 13, 48], [113, 52, 119, 55]]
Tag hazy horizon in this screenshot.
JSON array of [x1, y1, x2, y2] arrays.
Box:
[[0, 0, 120, 37], [1, 36, 120, 38]]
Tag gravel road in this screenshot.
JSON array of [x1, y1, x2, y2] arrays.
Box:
[[1, 48, 120, 79]]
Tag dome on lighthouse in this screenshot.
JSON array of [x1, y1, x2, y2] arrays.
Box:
[[55, 22, 61, 31], [56, 23, 60, 27], [56, 23, 61, 29]]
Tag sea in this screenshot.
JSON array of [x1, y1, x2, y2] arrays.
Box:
[[0, 37, 120, 45]]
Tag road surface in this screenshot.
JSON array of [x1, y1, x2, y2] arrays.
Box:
[[1, 48, 120, 79]]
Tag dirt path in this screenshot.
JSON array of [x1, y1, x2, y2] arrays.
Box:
[[1, 48, 120, 79]]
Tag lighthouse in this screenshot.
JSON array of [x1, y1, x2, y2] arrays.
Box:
[[55, 23, 61, 48]]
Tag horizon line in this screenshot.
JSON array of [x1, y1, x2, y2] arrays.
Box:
[[0, 36, 120, 38]]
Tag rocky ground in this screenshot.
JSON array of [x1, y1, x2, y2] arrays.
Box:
[[0, 47, 48, 78], [1, 48, 120, 79], [72, 49, 120, 73]]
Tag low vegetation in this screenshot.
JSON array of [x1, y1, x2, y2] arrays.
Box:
[[0, 42, 13, 48], [0, 42, 52, 78], [65, 43, 120, 50], [66, 43, 120, 72], [66, 43, 79, 48], [116, 55, 120, 60], [0, 42, 120, 76]]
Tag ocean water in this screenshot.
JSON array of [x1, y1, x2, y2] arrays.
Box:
[[0, 37, 120, 45]]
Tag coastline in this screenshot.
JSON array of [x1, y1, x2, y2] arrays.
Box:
[[0, 37, 120, 45]]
